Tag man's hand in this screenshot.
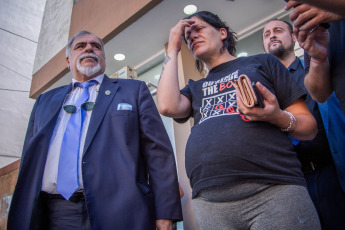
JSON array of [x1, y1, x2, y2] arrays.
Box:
[[285, 1, 331, 61], [286, 1, 343, 32], [295, 25, 329, 62], [156, 219, 173, 230], [284, 0, 345, 18]]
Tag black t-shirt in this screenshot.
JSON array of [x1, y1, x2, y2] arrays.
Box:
[[288, 58, 332, 163], [178, 54, 306, 198]]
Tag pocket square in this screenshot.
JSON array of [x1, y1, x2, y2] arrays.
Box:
[[117, 103, 133, 111]]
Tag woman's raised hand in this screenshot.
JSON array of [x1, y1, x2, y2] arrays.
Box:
[[168, 19, 195, 55]]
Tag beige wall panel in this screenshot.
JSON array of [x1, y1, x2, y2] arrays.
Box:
[[33, 0, 73, 74], [0, 30, 37, 78], [0, 89, 34, 164], [0, 0, 45, 42], [0, 0, 44, 169], [31, 48, 69, 98], [0, 66, 32, 92], [69, 0, 162, 43]]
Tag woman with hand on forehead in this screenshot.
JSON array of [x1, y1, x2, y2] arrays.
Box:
[[157, 11, 321, 230]]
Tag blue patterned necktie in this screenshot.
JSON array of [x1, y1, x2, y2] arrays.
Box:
[[57, 80, 97, 199]]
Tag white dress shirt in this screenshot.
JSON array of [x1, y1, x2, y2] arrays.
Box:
[[41, 74, 104, 194]]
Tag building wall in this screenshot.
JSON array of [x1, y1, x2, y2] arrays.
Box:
[[33, 0, 73, 75], [0, 0, 45, 168], [0, 0, 45, 228], [0, 161, 20, 229]]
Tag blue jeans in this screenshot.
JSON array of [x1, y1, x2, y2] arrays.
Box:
[[304, 163, 345, 230]]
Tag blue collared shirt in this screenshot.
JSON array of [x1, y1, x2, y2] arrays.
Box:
[[42, 74, 104, 194], [318, 93, 345, 192]]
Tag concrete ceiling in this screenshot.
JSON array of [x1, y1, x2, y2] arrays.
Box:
[[52, 0, 290, 88], [105, 0, 289, 75]]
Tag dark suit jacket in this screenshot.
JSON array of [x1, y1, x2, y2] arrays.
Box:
[[7, 75, 183, 230]]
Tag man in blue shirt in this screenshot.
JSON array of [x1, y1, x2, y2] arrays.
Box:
[[263, 19, 345, 230]]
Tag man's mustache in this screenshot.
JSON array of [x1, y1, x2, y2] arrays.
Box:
[[78, 53, 100, 63], [269, 39, 281, 47]]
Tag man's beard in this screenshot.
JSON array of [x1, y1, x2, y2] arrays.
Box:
[[77, 53, 101, 77], [268, 39, 294, 59], [269, 45, 286, 58]]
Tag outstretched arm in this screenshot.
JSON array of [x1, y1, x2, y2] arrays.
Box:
[[157, 19, 195, 118]]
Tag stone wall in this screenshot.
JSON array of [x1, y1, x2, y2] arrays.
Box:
[[0, 160, 20, 230]]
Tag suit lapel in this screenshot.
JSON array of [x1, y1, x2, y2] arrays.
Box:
[[83, 75, 119, 155], [49, 84, 72, 117], [23, 84, 71, 187]]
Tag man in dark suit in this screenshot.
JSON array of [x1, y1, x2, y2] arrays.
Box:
[[7, 31, 182, 230]]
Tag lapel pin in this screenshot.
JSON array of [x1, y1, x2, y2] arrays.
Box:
[[105, 90, 111, 95]]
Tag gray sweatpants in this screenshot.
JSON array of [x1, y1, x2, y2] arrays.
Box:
[[192, 183, 321, 230]]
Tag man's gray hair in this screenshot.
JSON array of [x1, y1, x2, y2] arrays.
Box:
[[66, 31, 105, 57]]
